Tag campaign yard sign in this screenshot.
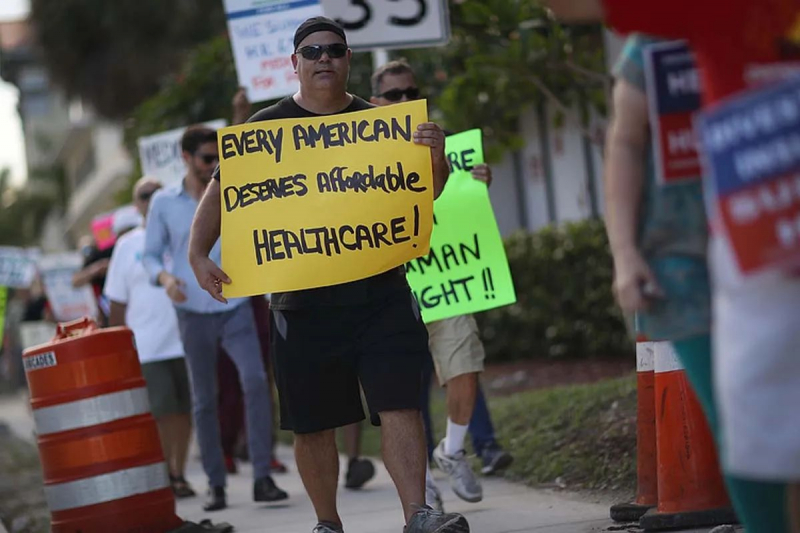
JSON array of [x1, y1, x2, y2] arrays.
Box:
[[696, 75, 800, 275], [644, 41, 703, 185], [218, 100, 434, 296], [405, 129, 516, 322]]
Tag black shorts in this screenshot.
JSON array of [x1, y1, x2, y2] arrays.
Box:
[[271, 291, 429, 434]]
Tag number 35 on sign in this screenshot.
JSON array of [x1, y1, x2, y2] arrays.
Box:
[[320, 0, 451, 50]]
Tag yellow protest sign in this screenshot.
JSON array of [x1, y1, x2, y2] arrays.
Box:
[[219, 100, 434, 297]]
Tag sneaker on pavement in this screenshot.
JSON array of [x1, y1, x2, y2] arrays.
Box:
[[404, 505, 469, 533], [426, 477, 444, 512], [253, 475, 289, 502], [708, 527, 739, 533], [313, 522, 344, 533], [479, 442, 513, 475], [432, 439, 483, 503], [344, 457, 376, 489]]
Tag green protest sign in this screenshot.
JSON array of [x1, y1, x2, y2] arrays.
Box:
[[0, 286, 7, 348], [406, 129, 516, 322]]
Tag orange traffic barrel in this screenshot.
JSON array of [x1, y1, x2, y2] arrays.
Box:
[[22, 318, 184, 533], [610, 334, 657, 522], [639, 341, 737, 530]]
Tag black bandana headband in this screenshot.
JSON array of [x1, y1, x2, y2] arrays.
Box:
[[293, 17, 347, 50]]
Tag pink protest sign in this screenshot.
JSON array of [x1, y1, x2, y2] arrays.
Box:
[[90, 213, 116, 251]]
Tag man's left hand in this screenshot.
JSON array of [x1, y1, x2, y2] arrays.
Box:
[[413, 122, 446, 166]]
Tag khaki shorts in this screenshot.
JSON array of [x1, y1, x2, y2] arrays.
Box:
[[427, 314, 485, 385]]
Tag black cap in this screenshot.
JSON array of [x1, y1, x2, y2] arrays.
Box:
[[293, 16, 347, 50]]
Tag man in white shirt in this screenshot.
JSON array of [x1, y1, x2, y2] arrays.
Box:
[[104, 176, 196, 499]]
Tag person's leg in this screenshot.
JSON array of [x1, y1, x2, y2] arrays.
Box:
[[379, 409, 427, 522], [251, 295, 283, 467], [343, 423, 361, 459], [171, 357, 194, 480], [444, 372, 477, 454], [468, 384, 494, 455], [420, 354, 436, 461], [175, 311, 227, 491], [295, 430, 342, 527], [271, 307, 365, 527], [358, 292, 468, 528], [216, 348, 243, 471], [219, 301, 273, 482]]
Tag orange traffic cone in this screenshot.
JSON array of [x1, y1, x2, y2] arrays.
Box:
[[610, 334, 658, 522], [22, 318, 234, 533], [639, 341, 737, 530]]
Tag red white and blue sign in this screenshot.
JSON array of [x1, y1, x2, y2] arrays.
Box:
[[644, 41, 702, 185], [696, 75, 800, 274]]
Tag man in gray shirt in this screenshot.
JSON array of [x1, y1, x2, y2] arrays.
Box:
[[144, 126, 288, 511]]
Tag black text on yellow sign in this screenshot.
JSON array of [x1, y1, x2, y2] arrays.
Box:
[[218, 100, 434, 297]]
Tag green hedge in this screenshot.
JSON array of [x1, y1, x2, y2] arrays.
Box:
[[475, 219, 632, 361]]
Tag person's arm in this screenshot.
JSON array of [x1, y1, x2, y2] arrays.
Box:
[[232, 87, 252, 126], [108, 301, 127, 327], [604, 78, 662, 313], [189, 179, 230, 304], [71, 259, 110, 288], [103, 242, 128, 327], [414, 123, 449, 199], [143, 195, 187, 303]]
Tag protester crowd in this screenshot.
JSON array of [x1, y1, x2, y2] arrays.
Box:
[[3, 2, 800, 532]]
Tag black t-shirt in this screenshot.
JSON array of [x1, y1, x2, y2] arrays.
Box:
[[215, 95, 410, 310]]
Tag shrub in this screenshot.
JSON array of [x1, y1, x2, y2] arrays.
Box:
[[475, 218, 632, 361]]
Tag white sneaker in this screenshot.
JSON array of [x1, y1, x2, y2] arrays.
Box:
[[426, 476, 444, 512], [432, 439, 483, 503]]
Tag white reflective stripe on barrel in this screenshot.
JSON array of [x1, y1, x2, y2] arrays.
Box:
[[654, 341, 684, 374], [33, 387, 150, 436], [45, 462, 169, 512], [636, 341, 655, 372]]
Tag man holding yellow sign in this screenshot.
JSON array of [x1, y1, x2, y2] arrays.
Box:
[[188, 16, 468, 533]]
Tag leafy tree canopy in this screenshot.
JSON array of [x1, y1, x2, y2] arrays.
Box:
[[30, 0, 227, 118]]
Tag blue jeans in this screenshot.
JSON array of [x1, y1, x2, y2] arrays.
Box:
[[176, 301, 273, 487], [421, 354, 496, 459]]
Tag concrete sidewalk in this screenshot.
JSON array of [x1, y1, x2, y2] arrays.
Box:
[[176, 450, 614, 533], [0, 391, 738, 533]]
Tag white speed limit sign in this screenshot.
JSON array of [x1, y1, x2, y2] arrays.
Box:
[[320, 0, 451, 50]]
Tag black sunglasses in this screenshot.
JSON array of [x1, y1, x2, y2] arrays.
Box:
[[198, 154, 219, 164], [137, 188, 160, 202], [296, 43, 349, 61], [376, 87, 420, 102]]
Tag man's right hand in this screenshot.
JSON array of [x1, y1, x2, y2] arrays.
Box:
[[158, 272, 188, 304], [189, 255, 231, 304], [612, 248, 663, 313]]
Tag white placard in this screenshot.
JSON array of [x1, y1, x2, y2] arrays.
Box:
[[138, 119, 227, 187], [0, 247, 39, 289], [224, 0, 323, 103], [19, 321, 57, 350], [38, 253, 99, 322], [321, 0, 450, 50]]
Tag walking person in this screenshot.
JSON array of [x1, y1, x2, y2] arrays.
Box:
[[104, 177, 196, 498], [188, 16, 469, 533], [144, 126, 288, 511]]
